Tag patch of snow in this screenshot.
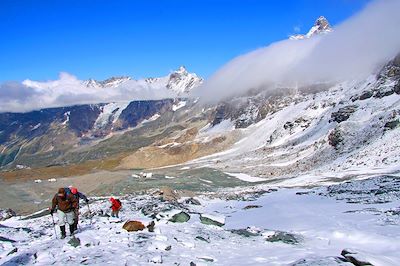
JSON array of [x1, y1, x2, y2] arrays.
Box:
[[94, 102, 130, 129], [172, 101, 187, 111], [141, 114, 160, 124], [225, 172, 268, 183]]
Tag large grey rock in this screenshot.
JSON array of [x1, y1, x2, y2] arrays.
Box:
[[291, 257, 353, 265], [328, 127, 343, 149], [169, 212, 190, 223], [331, 105, 357, 123], [341, 249, 373, 266], [0, 209, 16, 221], [230, 229, 260, 237], [265, 231, 303, 245], [200, 214, 225, 227], [68, 237, 81, 248]]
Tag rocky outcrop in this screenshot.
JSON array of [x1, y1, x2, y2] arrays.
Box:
[[123, 221, 146, 232], [328, 127, 344, 149], [169, 212, 190, 223], [265, 231, 304, 245], [331, 105, 357, 123], [341, 249, 373, 266]]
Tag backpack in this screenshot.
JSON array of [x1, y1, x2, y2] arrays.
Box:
[[116, 199, 122, 206]]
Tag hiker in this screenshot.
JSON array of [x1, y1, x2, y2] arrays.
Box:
[[110, 197, 122, 218], [65, 186, 89, 231], [50, 188, 78, 239]]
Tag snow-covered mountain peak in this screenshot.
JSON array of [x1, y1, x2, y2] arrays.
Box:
[[83, 76, 132, 88], [306, 16, 332, 37], [290, 16, 332, 40], [167, 66, 203, 94], [100, 76, 132, 88]]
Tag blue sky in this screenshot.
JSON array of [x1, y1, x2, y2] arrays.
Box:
[[0, 0, 372, 82]]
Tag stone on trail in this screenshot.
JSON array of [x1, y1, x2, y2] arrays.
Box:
[[169, 212, 190, 223], [185, 198, 201, 205], [265, 231, 303, 245], [0, 209, 16, 221], [341, 249, 373, 266], [195, 236, 210, 243], [123, 220, 146, 232], [147, 221, 156, 232], [68, 237, 81, 248], [243, 205, 262, 210], [7, 247, 18, 256], [0, 236, 16, 243], [230, 229, 260, 237], [200, 214, 225, 227]]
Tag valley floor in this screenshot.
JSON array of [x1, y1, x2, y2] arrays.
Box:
[[1, 175, 399, 265]]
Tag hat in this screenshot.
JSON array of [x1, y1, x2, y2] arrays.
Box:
[[71, 187, 78, 194]]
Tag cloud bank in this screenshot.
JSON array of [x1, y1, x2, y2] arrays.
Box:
[[0, 73, 176, 113], [193, 0, 400, 102]]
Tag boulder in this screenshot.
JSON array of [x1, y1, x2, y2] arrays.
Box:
[[394, 82, 400, 94], [243, 205, 262, 210], [265, 231, 303, 245], [341, 249, 373, 266], [160, 186, 180, 202], [169, 212, 190, 223], [384, 120, 399, 130], [200, 214, 225, 227], [230, 229, 260, 237], [7, 247, 18, 256], [68, 237, 81, 248], [195, 236, 210, 243], [331, 105, 357, 123], [328, 127, 343, 149], [291, 257, 352, 265], [123, 221, 146, 232], [0, 236, 16, 243], [185, 198, 201, 205], [358, 91, 373, 100], [0, 209, 16, 221], [147, 221, 155, 232]]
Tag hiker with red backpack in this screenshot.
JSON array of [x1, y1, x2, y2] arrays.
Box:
[[50, 188, 78, 239], [110, 197, 122, 218], [64, 186, 89, 231]]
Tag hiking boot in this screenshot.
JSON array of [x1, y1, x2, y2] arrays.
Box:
[[60, 225, 66, 239], [69, 224, 75, 236]]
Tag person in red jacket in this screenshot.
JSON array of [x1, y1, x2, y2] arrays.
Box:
[[110, 197, 122, 218]]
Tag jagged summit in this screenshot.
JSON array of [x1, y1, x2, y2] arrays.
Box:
[[167, 66, 203, 94], [83, 76, 132, 88], [83, 66, 202, 94], [290, 16, 332, 40]]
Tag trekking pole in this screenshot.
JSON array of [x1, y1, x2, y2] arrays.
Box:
[[50, 213, 58, 239]]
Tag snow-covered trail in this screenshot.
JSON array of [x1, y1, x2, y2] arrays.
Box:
[[1, 181, 400, 265]]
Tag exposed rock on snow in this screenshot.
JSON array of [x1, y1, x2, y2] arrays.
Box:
[[200, 214, 225, 227], [123, 220, 146, 232], [0, 209, 16, 221], [169, 212, 190, 223], [68, 237, 81, 248], [264, 231, 304, 245], [330, 105, 358, 123]]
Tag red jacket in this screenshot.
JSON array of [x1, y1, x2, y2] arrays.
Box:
[[110, 197, 121, 211]]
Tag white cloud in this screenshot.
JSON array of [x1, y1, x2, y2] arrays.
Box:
[[192, 0, 400, 102], [0, 73, 176, 113]]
